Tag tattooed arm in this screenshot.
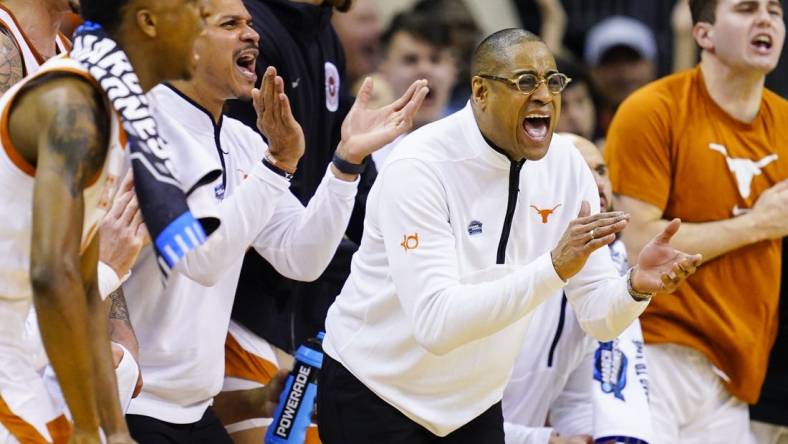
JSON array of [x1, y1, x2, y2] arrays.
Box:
[[9, 75, 126, 442], [0, 29, 23, 94], [108, 287, 139, 360]]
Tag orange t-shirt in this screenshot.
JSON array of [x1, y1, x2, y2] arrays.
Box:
[[605, 67, 788, 403]]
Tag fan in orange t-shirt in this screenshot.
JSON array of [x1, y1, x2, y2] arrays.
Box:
[[605, 0, 788, 443]]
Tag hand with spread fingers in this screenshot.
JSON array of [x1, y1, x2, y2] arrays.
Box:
[[551, 200, 630, 281], [335, 77, 429, 164], [630, 218, 703, 294], [253, 66, 305, 172]]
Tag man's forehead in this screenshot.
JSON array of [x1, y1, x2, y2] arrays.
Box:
[[390, 31, 449, 55], [722, 0, 783, 7], [501, 41, 556, 74], [208, 0, 250, 19]]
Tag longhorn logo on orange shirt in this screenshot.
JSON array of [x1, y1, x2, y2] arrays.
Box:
[[530, 204, 561, 223], [401, 233, 419, 251]]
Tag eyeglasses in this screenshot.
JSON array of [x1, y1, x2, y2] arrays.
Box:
[[478, 72, 572, 95]]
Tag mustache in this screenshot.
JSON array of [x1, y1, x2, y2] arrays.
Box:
[[233, 44, 259, 59]]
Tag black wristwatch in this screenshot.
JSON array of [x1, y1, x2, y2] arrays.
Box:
[[332, 152, 368, 175]]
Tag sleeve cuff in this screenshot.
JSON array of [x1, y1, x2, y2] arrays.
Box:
[[251, 161, 291, 190], [98, 261, 126, 300], [536, 251, 569, 293], [615, 274, 651, 316], [323, 164, 360, 198]]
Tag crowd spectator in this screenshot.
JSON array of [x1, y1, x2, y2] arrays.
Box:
[[226, 0, 368, 358], [584, 16, 658, 134], [411, 0, 483, 111], [371, 11, 458, 167], [554, 57, 598, 143], [332, 0, 383, 86], [605, 0, 787, 442]]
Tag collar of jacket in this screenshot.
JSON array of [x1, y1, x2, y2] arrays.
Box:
[[261, 0, 334, 41]]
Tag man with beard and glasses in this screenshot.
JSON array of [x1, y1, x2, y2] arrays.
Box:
[[225, 0, 374, 370], [118, 0, 427, 442], [0, 0, 212, 442], [317, 28, 702, 444], [605, 0, 788, 442]]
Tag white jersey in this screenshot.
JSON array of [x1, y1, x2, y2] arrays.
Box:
[[0, 54, 124, 443], [0, 4, 70, 76], [0, 54, 124, 323]]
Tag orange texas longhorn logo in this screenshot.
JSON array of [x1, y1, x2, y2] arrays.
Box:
[[530, 204, 562, 224], [401, 233, 419, 251]]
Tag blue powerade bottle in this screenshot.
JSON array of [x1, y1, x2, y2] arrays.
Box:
[[264, 333, 324, 444]]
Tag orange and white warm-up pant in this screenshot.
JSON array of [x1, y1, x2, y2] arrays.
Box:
[[222, 320, 321, 443]]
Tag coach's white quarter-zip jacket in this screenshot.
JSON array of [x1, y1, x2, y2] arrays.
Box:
[[323, 103, 650, 437], [123, 85, 359, 423]]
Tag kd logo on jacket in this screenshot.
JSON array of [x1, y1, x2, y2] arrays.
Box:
[[401, 233, 419, 251]]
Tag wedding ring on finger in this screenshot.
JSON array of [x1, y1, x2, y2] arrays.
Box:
[[590, 228, 596, 240]]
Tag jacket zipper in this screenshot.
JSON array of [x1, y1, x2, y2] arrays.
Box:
[[214, 118, 227, 192], [496, 159, 525, 264], [547, 294, 568, 367]]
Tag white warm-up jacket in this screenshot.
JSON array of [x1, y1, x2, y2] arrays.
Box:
[[323, 104, 649, 437], [124, 85, 359, 423]]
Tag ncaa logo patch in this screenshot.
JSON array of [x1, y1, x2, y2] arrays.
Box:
[[325, 61, 340, 112], [594, 340, 628, 401], [467, 220, 483, 236]]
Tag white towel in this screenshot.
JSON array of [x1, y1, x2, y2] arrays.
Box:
[[592, 319, 654, 443]]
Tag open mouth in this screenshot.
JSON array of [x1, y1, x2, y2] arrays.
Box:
[[751, 34, 773, 54], [422, 88, 435, 105], [599, 192, 608, 211], [522, 113, 551, 142], [234, 48, 259, 82]]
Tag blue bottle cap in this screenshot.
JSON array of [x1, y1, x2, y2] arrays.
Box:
[[295, 344, 324, 369]]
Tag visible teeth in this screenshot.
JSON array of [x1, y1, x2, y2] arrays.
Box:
[[526, 115, 549, 119]]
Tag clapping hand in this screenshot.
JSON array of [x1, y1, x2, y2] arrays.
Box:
[[630, 219, 702, 294], [335, 77, 429, 164], [253, 66, 305, 172], [551, 201, 630, 281]]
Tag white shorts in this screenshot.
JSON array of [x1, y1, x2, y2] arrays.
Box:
[[751, 421, 788, 444], [222, 321, 280, 434], [221, 321, 321, 443], [647, 343, 750, 444], [1, 306, 139, 443], [0, 303, 70, 444]]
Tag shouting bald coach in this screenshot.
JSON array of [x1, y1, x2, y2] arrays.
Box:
[[317, 29, 703, 444]]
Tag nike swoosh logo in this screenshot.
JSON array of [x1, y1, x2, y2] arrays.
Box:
[[291, 78, 301, 88]]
